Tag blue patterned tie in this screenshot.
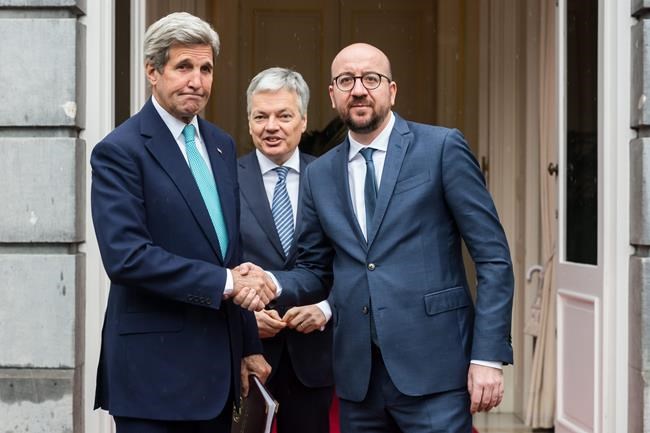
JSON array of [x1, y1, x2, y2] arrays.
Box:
[[359, 147, 377, 236], [271, 166, 294, 256], [182, 124, 228, 258]]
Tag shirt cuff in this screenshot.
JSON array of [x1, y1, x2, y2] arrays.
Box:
[[266, 271, 282, 297], [470, 360, 502, 370], [223, 269, 233, 297], [315, 300, 332, 322]]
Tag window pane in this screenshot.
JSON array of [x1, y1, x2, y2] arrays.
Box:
[[565, 0, 598, 265]]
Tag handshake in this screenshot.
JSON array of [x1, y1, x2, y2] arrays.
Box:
[[228, 262, 277, 311]]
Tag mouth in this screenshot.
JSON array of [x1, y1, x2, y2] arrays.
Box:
[[262, 136, 284, 145]]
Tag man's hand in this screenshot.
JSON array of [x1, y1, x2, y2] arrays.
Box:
[[467, 363, 504, 413], [240, 354, 272, 397], [231, 263, 276, 311], [255, 309, 286, 338], [283, 305, 327, 334]]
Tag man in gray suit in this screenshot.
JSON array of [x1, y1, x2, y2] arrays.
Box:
[[237, 68, 334, 433]]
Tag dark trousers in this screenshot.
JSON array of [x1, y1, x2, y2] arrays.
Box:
[[114, 407, 231, 433], [339, 346, 472, 433], [266, 347, 333, 433]]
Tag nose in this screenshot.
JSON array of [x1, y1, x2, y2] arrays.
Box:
[[350, 77, 368, 96], [265, 116, 279, 130], [187, 68, 201, 89]]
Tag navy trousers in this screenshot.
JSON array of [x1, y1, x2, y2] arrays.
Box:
[[339, 346, 472, 433]]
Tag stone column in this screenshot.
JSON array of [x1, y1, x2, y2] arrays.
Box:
[[0, 1, 86, 432], [631, 2, 650, 432]]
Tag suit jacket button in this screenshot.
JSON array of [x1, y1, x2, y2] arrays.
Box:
[[362, 306, 369, 314], [206, 298, 212, 305], [367, 263, 376, 271]]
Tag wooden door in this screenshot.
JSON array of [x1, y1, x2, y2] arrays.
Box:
[[210, 0, 438, 155]]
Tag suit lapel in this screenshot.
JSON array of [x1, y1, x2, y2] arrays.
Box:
[[287, 152, 312, 263], [334, 140, 368, 248], [367, 115, 412, 247], [141, 101, 223, 260], [201, 118, 237, 264], [238, 153, 286, 260]]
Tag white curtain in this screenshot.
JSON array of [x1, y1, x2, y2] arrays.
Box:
[[525, 0, 557, 428]]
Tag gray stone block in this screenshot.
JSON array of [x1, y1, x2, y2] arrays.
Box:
[[0, 0, 84, 10], [0, 369, 74, 433], [632, 21, 650, 127], [630, 256, 650, 433], [631, 138, 650, 245], [0, 138, 84, 242], [0, 254, 81, 368], [0, 18, 84, 127], [630, 256, 650, 368]]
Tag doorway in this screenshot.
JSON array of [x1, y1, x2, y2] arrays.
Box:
[[142, 0, 541, 422]]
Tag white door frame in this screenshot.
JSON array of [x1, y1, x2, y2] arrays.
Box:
[[555, 0, 631, 432], [82, 1, 147, 432]]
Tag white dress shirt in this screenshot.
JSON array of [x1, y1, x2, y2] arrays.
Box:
[[256, 149, 332, 323], [151, 96, 235, 294], [347, 113, 394, 238]]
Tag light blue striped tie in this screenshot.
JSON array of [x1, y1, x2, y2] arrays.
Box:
[[182, 124, 228, 258], [271, 166, 294, 257]]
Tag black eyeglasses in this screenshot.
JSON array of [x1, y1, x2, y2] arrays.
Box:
[[332, 72, 392, 92]]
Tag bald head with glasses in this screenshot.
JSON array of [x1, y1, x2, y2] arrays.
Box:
[[328, 43, 397, 144]]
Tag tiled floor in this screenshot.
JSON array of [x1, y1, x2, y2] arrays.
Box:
[[473, 412, 549, 433]]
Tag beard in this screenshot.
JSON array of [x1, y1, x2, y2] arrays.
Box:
[[340, 98, 389, 134]]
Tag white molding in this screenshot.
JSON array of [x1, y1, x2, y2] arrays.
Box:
[[130, 0, 147, 115], [555, 289, 601, 433], [599, 0, 632, 432], [79, 0, 115, 431]]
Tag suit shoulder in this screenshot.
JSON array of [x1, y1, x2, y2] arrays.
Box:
[[306, 141, 345, 170], [95, 113, 143, 154], [405, 120, 457, 138], [199, 118, 235, 146]]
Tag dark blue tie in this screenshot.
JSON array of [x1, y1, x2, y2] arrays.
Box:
[[359, 147, 377, 236], [359, 147, 379, 344]]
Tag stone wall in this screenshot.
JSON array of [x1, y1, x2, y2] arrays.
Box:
[[0, 1, 86, 432], [631, 4, 650, 432]]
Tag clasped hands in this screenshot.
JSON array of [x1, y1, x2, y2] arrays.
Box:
[[255, 305, 327, 338], [228, 262, 276, 311]]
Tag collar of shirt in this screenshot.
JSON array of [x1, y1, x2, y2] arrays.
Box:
[[151, 96, 210, 168], [256, 148, 301, 223], [255, 148, 301, 175], [347, 111, 395, 161]]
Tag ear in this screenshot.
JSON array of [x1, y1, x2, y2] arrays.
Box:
[[301, 113, 308, 132], [145, 63, 158, 86], [328, 85, 336, 109], [389, 81, 397, 106]]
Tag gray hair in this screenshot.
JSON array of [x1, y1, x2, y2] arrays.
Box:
[[246, 67, 310, 117], [144, 12, 220, 72]]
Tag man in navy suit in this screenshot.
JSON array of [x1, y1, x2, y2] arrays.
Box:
[[238, 67, 334, 433], [252, 43, 515, 432], [90, 12, 275, 433]]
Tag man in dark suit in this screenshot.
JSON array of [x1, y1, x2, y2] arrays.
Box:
[[238, 67, 334, 433], [253, 43, 515, 432], [90, 12, 275, 433]]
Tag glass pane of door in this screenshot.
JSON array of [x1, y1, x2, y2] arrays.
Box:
[[565, 0, 597, 265]]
